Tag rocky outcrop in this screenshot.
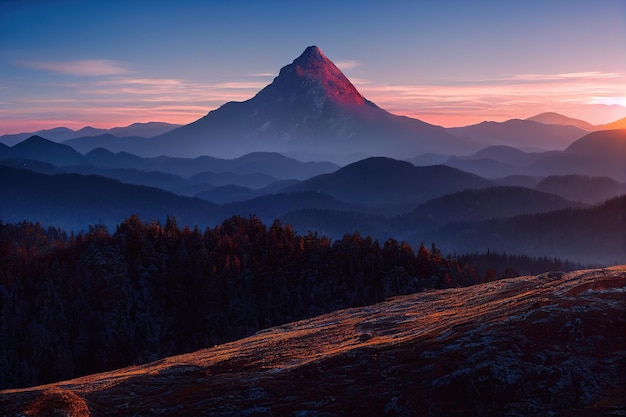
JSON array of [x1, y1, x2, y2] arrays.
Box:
[[1, 266, 625, 417]]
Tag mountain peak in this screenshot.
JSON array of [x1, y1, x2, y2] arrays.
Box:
[[266, 45, 367, 107], [298, 45, 325, 61], [10, 135, 87, 167]]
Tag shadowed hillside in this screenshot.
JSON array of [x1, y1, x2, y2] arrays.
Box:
[[2, 266, 624, 417], [427, 195, 626, 265], [286, 157, 493, 208], [535, 175, 626, 204], [0, 166, 220, 231]]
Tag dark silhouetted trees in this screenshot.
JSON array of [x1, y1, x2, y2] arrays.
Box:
[[0, 215, 578, 389]]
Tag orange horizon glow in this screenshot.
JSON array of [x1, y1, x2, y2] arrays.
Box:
[[2, 100, 625, 136], [1, 71, 625, 135], [3, 110, 626, 137]]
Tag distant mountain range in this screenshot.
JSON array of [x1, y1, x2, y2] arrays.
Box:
[[0, 136, 339, 196], [447, 119, 587, 151], [527, 112, 626, 131], [3, 132, 626, 254], [6, 110, 622, 162], [81, 147, 339, 180], [0, 122, 180, 146], [282, 193, 625, 265], [281, 185, 583, 241], [0, 166, 221, 232], [441, 129, 626, 182], [6, 150, 625, 265]]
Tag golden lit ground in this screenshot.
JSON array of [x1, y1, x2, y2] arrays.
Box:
[[2, 266, 625, 417]]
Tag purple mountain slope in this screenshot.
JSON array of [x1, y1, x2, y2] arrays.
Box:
[[527, 112, 626, 131], [447, 119, 587, 151], [526, 112, 595, 130], [151, 46, 477, 161]]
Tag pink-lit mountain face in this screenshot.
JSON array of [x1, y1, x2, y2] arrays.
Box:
[[262, 45, 369, 108], [152, 46, 473, 161]]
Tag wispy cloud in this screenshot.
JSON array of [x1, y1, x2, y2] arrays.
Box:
[[211, 81, 268, 89], [507, 71, 619, 82], [3, 65, 625, 134], [335, 60, 359, 70], [76, 76, 266, 102], [352, 71, 626, 126], [19, 59, 129, 76], [248, 73, 276, 77], [0, 71, 272, 133], [110, 78, 183, 86], [590, 96, 626, 107]]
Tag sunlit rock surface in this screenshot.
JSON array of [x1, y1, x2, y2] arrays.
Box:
[[2, 266, 625, 416]]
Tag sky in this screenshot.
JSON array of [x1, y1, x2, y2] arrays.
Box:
[[1, 0, 625, 134]]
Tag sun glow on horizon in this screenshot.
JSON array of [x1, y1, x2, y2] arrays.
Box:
[[351, 71, 626, 127], [591, 96, 626, 107], [1, 64, 625, 134]]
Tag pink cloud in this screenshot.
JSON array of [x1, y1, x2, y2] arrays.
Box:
[[507, 72, 620, 82], [353, 71, 626, 126]]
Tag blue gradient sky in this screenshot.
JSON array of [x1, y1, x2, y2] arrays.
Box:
[[1, 0, 625, 134]]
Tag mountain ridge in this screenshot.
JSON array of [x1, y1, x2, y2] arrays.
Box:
[[527, 112, 626, 131], [0, 122, 180, 146], [447, 118, 587, 151], [0, 165, 221, 231], [6, 135, 88, 166], [434, 129, 626, 181], [526, 112, 595, 130]]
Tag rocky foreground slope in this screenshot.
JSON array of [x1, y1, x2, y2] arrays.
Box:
[[1, 266, 625, 417]]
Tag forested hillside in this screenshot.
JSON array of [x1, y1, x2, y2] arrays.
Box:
[[0, 216, 578, 389], [428, 195, 626, 265]]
